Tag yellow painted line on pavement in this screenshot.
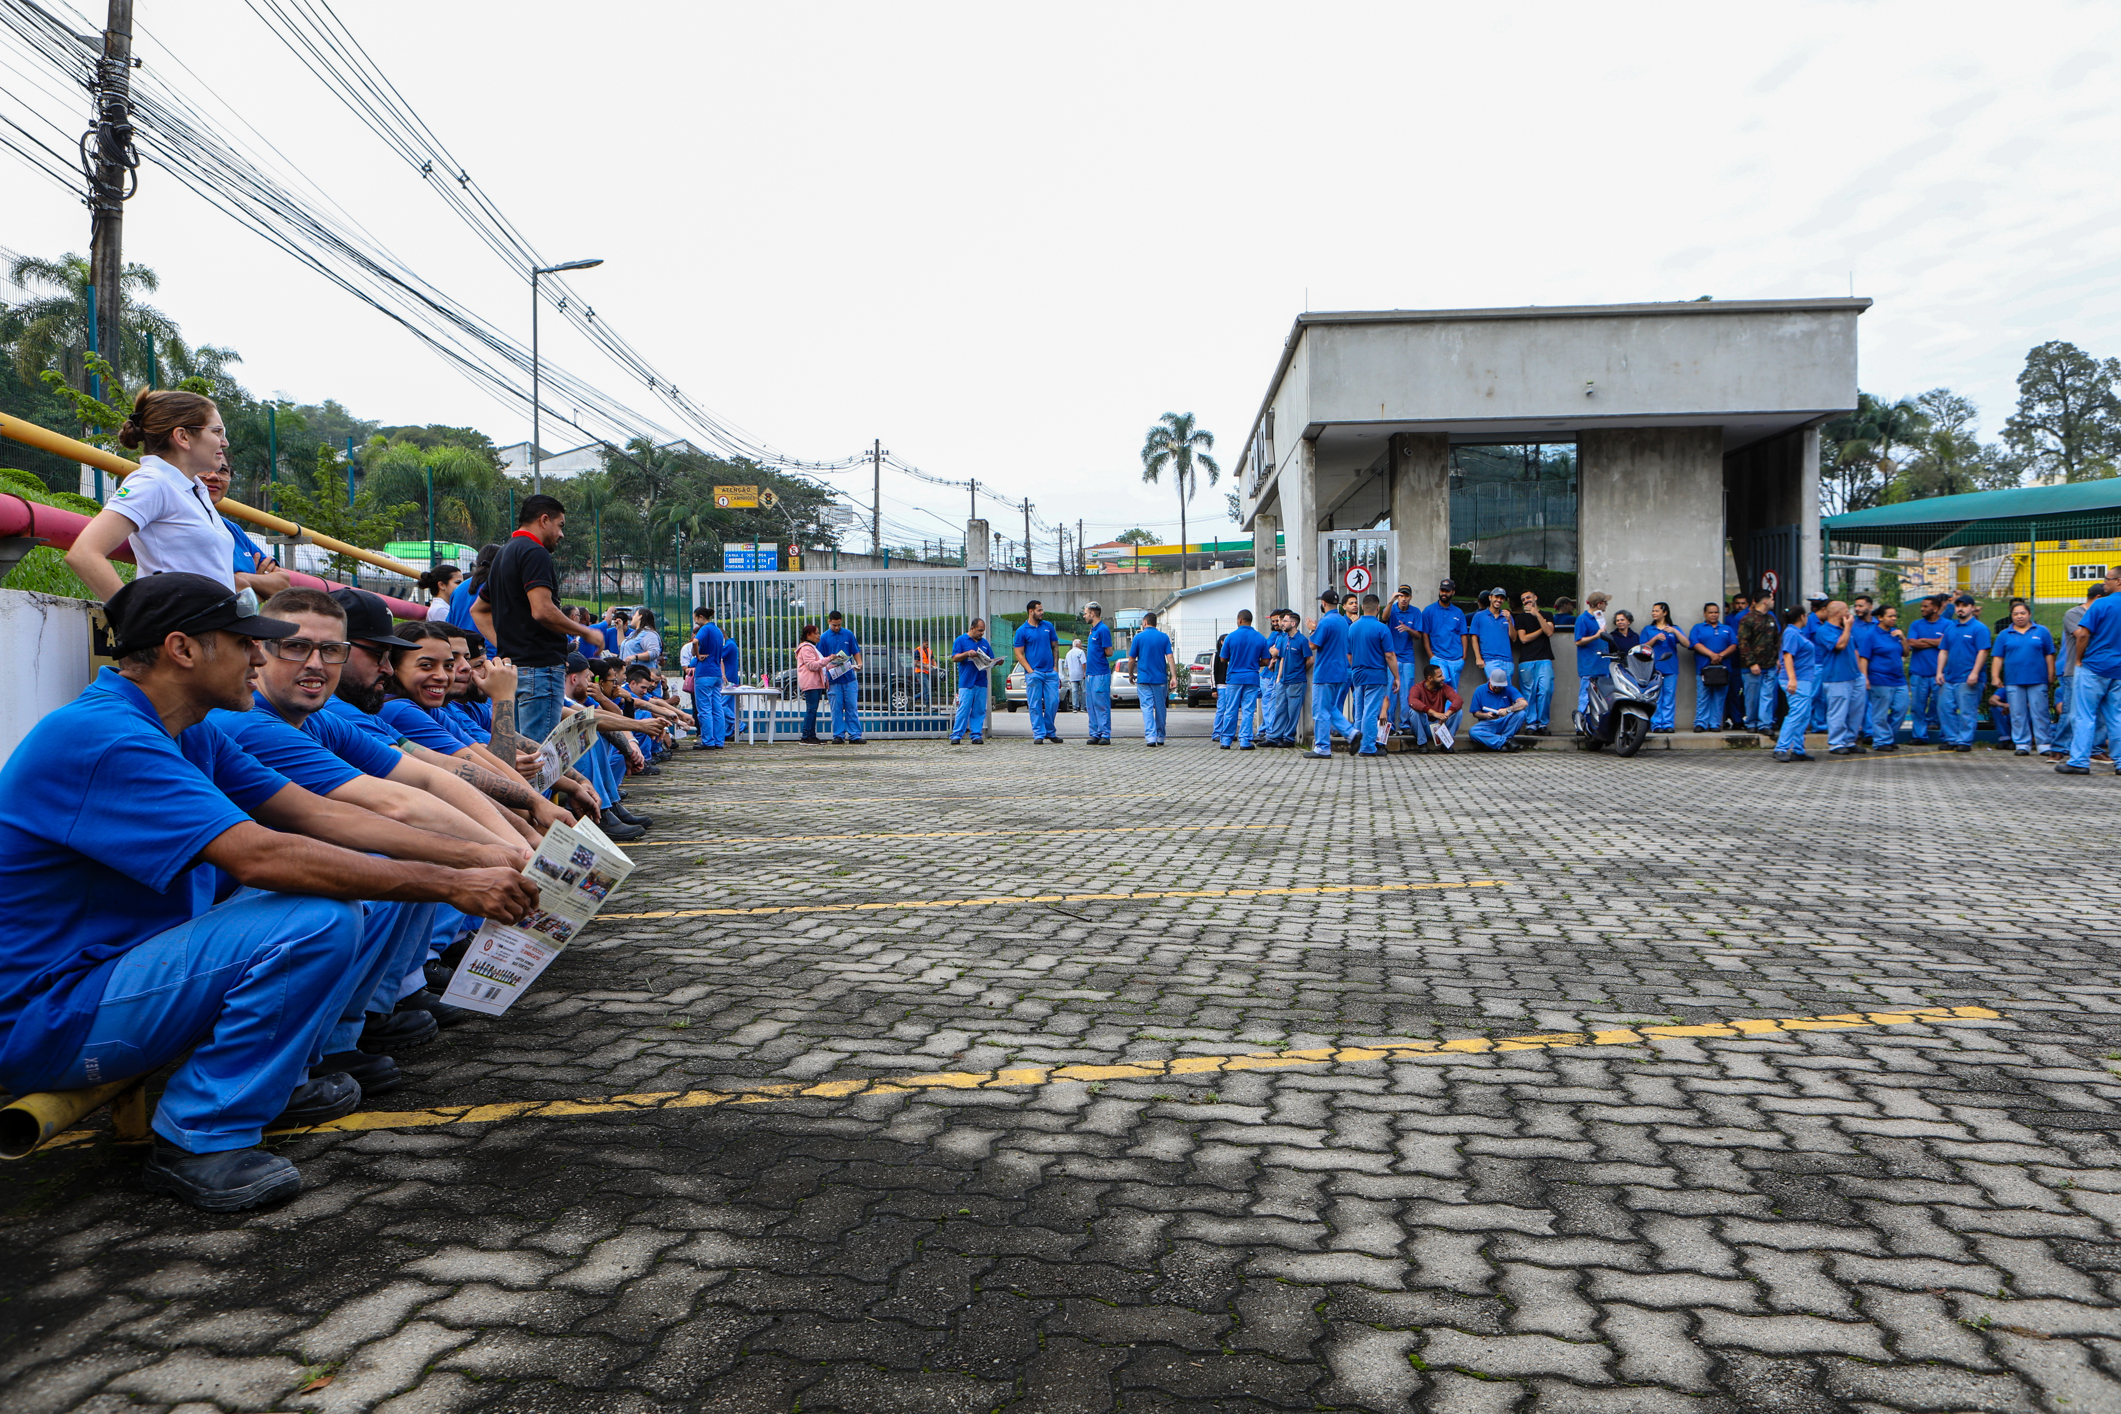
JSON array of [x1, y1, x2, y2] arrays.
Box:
[[599, 878, 1498, 920], [631, 821, 1280, 849]]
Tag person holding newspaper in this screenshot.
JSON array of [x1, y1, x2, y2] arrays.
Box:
[[819, 611, 866, 744], [950, 618, 998, 745]]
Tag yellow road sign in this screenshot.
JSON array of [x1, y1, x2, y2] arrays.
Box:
[[758, 487, 779, 509], [714, 484, 758, 508]]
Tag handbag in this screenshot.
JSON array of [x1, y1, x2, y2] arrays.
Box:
[[1702, 664, 1730, 687]]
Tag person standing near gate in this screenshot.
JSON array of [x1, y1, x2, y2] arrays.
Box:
[[819, 610, 865, 744], [1014, 600, 1063, 744], [1774, 606, 1820, 763], [1305, 589, 1355, 760], [691, 604, 726, 752], [1935, 593, 1992, 752], [1736, 591, 1780, 734], [1063, 635, 1087, 714], [1082, 602, 1114, 746], [949, 617, 995, 746], [1386, 585, 1424, 733], [1131, 612, 1175, 746], [1420, 580, 1470, 697], [1512, 592, 1556, 735], [1857, 604, 1908, 752], [1263, 610, 1309, 747], [1347, 594, 1398, 756], [1685, 602, 1738, 733], [1214, 609, 1269, 750]]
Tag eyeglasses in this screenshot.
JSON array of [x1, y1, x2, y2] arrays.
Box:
[[265, 637, 353, 664]]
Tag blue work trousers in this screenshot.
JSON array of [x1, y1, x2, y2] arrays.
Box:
[[1312, 682, 1354, 753], [2004, 684, 2054, 752], [1470, 708, 1524, 750], [1938, 679, 1980, 747], [1394, 658, 1422, 728], [1775, 680, 1817, 755], [1821, 679, 1864, 749], [1026, 670, 1061, 740], [1516, 660, 1553, 731], [1349, 682, 1387, 753], [1908, 675, 1942, 742], [1649, 672, 1677, 731], [2067, 668, 2121, 769], [828, 675, 863, 741], [698, 683, 725, 747], [1214, 683, 1260, 746], [1693, 668, 1728, 731], [1743, 668, 1774, 732], [322, 898, 440, 1054], [1808, 671, 1828, 730], [1138, 682, 1169, 743], [1433, 657, 1466, 701], [1866, 684, 1908, 746], [952, 683, 988, 742], [1270, 679, 1306, 740], [38, 890, 363, 1152], [515, 663, 567, 745], [1084, 674, 1112, 741]]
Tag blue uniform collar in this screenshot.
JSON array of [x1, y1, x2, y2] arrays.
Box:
[[88, 666, 187, 738]]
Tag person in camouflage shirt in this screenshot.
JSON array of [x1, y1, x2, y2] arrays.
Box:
[[1736, 591, 1782, 733]]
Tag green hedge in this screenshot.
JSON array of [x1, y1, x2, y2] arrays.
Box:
[[0, 467, 130, 599], [1448, 550, 1576, 607]]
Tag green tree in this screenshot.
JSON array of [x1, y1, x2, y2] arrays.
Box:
[[271, 445, 419, 578], [1820, 392, 1928, 515], [1894, 389, 2028, 500], [2, 252, 238, 396], [361, 440, 508, 547], [2003, 340, 2121, 483], [1139, 411, 1219, 589], [1115, 527, 1158, 545]]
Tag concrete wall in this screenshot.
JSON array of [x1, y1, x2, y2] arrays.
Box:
[[0, 587, 94, 763], [1391, 434, 1452, 600]]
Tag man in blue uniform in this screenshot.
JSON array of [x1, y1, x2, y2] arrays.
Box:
[[2059, 583, 2121, 774], [949, 617, 995, 745], [1467, 664, 1529, 751], [1903, 595, 1946, 744], [1857, 604, 1908, 752], [718, 633, 741, 744], [1082, 602, 1115, 745], [1811, 600, 1864, 754], [1990, 603, 2056, 757], [1130, 612, 1175, 746], [1263, 610, 1310, 746], [1686, 603, 1739, 733], [1469, 589, 1517, 697], [1935, 593, 1992, 752], [1306, 589, 1355, 759], [1420, 580, 1469, 699], [1346, 595, 1397, 756], [1773, 606, 1820, 762], [818, 611, 865, 744], [1214, 609, 1269, 749], [691, 604, 726, 750], [1013, 599, 1064, 743], [1385, 585, 1424, 732]]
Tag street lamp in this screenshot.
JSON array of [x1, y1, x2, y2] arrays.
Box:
[[531, 257, 604, 494]]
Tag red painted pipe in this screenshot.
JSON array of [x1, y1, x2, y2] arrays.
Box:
[[0, 494, 428, 620]]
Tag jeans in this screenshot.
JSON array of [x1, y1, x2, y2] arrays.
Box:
[[2067, 668, 2121, 769], [1395, 658, 1422, 728], [801, 688, 824, 739], [1270, 679, 1306, 740], [1693, 668, 1728, 731], [1027, 670, 1061, 740], [515, 663, 568, 744], [1743, 667, 1774, 732], [1470, 708, 1524, 750], [2004, 684, 2053, 752], [1516, 660, 1554, 731], [1938, 679, 1979, 746], [1084, 674, 1112, 741], [1908, 674, 1941, 742], [1866, 683, 1909, 746], [34, 889, 363, 1152], [1138, 682, 1169, 742], [1775, 680, 1817, 755], [952, 683, 988, 742], [1215, 683, 1261, 746], [1350, 681, 1387, 752], [828, 675, 863, 740], [1311, 681, 1354, 753], [1650, 671, 1677, 731], [1822, 679, 1864, 749]]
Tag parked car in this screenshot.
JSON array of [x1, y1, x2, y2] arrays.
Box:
[[1004, 665, 1076, 711], [1110, 657, 1173, 707], [1186, 652, 1217, 707]]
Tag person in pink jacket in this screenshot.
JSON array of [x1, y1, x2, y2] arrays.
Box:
[[794, 623, 828, 744]]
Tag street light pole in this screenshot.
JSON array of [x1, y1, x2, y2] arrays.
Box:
[[530, 257, 604, 495]]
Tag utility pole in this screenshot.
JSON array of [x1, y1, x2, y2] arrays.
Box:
[[871, 438, 882, 557], [1077, 519, 1084, 575], [1022, 498, 1032, 573], [87, 0, 137, 408]]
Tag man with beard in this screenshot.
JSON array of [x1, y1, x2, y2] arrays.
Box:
[[0, 574, 539, 1210], [212, 588, 535, 1085]]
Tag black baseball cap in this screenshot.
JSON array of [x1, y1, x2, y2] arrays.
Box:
[[1438, 578, 1456, 593], [1952, 593, 1977, 606], [1318, 587, 1341, 606], [329, 588, 420, 650], [564, 651, 590, 673], [108, 573, 299, 655]]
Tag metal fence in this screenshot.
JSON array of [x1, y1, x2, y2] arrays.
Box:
[[691, 569, 985, 737]]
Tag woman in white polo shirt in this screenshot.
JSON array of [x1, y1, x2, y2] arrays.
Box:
[[64, 388, 238, 602]]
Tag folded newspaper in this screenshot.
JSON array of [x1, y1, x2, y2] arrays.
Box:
[[825, 650, 859, 683], [533, 705, 600, 792], [441, 816, 636, 1016], [963, 649, 998, 670]]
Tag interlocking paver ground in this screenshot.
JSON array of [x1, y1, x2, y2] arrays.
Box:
[[7, 721, 2121, 1413]]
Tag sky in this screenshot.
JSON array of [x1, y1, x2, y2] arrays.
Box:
[[5, 1, 2120, 559]]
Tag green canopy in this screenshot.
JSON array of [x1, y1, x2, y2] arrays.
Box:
[[1824, 477, 2121, 551]]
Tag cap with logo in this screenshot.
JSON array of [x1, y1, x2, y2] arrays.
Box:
[[328, 588, 420, 649], [107, 572, 298, 656], [1438, 578, 1457, 593]]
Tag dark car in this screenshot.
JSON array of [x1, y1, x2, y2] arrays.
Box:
[[773, 645, 922, 712]]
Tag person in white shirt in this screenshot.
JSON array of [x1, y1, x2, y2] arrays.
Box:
[[419, 566, 462, 621], [66, 388, 239, 602], [1064, 637, 1088, 712]]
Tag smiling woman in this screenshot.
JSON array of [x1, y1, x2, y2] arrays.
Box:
[[62, 389, 238, 603]]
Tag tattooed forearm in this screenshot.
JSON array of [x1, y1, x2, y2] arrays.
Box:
[[490, 697, 535, 756], [451, 759, 539, 810]]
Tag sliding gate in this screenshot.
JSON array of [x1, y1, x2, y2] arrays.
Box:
[[691, 569, 986, 738]]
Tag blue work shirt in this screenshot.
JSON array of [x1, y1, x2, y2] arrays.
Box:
[[1993, 624, 2056, 686], [1858, 625, 1906, 686], [1641, 623, 1683, 672], [1309, 611, 1352, 684], [819, 626, 861, 663], [1810, 619, 1860, 684], [1469, 683, 1519, 717], [1471, 610, 1516, 667], [377, 697, 467, 755], [1937, 616, 1993, 681], [595, 622, 620, 655], [1903, 615, 1945, 678], [1085, 621, 1113, 676], [1131, 628, 1173, 683], [442, 701, 491, 745], [1269, 630, 1311, 683], [1219, 624, 1270, 685], [1384, 603, 1423, 658], [1780, 625, 1821, 680], [1347, 616, 1393, 685], [318, 695, 410, 750], [2079, 594, 2121, 678], [720, 640, 740, 683], [951, 634, 994, 691], [213, 692, 391, 796], [224, 516, 270, 575], [1014, 619, 1060, 673], [694, 621, 725, 675], [0, 670, 290, 1090], [1688, 621, 1736, 669], [1573, 611, 1610, 673], [1421, 603, 1469, 661]]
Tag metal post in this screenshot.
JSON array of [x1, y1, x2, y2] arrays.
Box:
[[345, 435, 355, 506], [530, 265, 541, 496], [84, 284, 102, 502], [871, 438, 882, 556], [594, 501, 603, 612], [266, 404, 276, 512], [88, 0, 135, 423], [426, 464, 435, 569], [1023, 498, 1032, 572]]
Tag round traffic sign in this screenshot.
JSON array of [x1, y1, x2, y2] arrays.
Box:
[[714, 494, 731, 508], [1761, 570, 1779, 596], [1343, 565, 1373, 595], [788, 544, 801, 556]]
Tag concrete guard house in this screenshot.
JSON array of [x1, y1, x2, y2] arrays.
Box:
[[1235, 299, 1867, 729]]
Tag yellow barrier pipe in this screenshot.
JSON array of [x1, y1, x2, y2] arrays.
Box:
[[0, 411, 422, 580], [0, 1077, 144, 1159]]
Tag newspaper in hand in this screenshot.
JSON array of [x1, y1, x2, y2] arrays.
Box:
[[962, 649, 998, 670], [825, 650, 859, 683], [442, 816, 636, 1016], [533, 705, 600, 792]]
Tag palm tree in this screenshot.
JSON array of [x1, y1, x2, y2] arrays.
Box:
[[2, 252, 238, 395], [361, 441, 507, 551], [1140, 411, 1219, 589]]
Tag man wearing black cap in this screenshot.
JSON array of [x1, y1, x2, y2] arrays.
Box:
[[0, 574, 540, 1211]]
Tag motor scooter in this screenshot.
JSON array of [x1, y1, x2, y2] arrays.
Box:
[[1575, 645, 1657, 756]]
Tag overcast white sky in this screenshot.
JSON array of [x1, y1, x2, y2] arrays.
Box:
[[6, 1, 2120, 556]]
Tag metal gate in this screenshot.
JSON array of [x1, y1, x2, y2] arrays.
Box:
[[1319, 531, 1394, 602], [1746, 525, 1800, 610], [692, 569, 985, 738]]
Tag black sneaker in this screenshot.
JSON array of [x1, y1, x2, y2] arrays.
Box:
[[142, 1143, 301, 1212], [2057, 762, 2091, 774], [312, 1050, 404, 1095], [397, 989, 474, 1029], [358, 1008, 438, 1055], [272, 1071, 363, 1128]]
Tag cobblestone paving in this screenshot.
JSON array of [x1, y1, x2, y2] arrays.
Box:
[[7, 726, 2121, 1413]]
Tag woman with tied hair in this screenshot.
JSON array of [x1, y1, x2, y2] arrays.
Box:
[[65, 388, 238, 601], [419, 565, 462, 622]]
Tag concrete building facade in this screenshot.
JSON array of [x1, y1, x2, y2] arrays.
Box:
[[1236, 299, 1865, 728]]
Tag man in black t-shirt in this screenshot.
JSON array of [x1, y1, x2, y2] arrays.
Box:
[[485, 494, 579, 741], [1512, 591, 1557, 734]]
